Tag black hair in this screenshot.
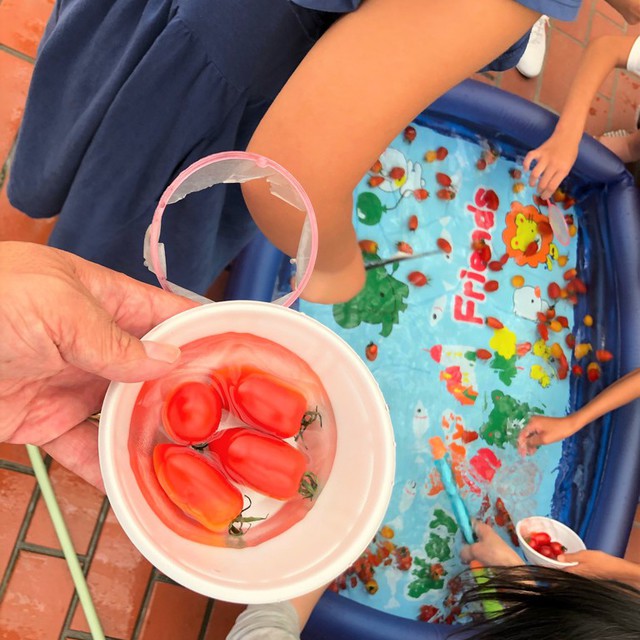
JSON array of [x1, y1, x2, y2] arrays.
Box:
[[448, 565, 640, 640]]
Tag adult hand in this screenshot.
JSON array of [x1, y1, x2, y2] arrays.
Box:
[[460, 520, 523, 567], [518, 414, 581, 456], [559, 550, 640, 587], [0, 241, 198, 489], [523, 131, 579, 200]]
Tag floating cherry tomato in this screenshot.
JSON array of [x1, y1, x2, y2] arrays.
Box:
[[436, 172, 452, 187], [537, 323, 549, 341], [485, 316, 504, 330], [484, 280, 499, 292], [509, 168, 522, 180], [153, 444, 243, 532], [596, 349, 614, 362], [359, 239, 379, 254], [389, 166, 405, 180], [437, 188, 455, 200], [572, 364, 584, 377], [162, 381, 222, 445], [436, 237, 452, 253], [229, 370, 310, 439], [587, 362, 601, 382], [436, 146, 448, 160], [209, 429, 309, 501], [397, 241, 413, 255], [414, 188, 429, 201], [425, 150, 437, 163], [403, 126, 417, 143], [408, 271, 429, 287], [370, 159, 382, 173], [476, 158, 487, 171], [408, 214, 419, 231], [489, 261, 504, 272], [368, 175, 384, 187], [476, 349, 492, 360], [548, 282, 561, 299], [365, 342, 378, 362]]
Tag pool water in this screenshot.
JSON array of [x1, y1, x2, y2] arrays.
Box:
[[298, 121, 594, 622]]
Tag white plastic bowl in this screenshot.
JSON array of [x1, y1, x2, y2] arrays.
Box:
[[99, 301, 395, 603], [516, 516, 586, 568]]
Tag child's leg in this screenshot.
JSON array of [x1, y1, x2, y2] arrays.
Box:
[[598, 129, 640, 163], [244, 0, 540, 303]]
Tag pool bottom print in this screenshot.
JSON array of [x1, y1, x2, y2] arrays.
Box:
[[299, 121, 585, 623]]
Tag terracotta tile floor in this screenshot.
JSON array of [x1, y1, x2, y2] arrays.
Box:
[[2, 2, 640, 639]]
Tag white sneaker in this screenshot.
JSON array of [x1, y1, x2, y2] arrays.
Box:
[[516, 16, 549, 79]]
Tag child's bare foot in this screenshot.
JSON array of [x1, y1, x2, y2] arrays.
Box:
[[598, 129, 640, 164]]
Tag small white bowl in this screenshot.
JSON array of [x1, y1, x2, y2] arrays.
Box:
[[99, 301, 396, 603], [516, 516, 586, 568]]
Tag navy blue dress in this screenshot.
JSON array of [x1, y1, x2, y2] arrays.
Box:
[[8, 0, 577, 293]]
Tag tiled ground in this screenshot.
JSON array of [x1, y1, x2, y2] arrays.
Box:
[[2, 1, 640, 638]]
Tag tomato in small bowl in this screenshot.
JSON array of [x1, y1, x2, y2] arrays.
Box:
[[516, 516, 586, 568]]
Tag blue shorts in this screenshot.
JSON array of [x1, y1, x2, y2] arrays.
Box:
[[9, 0, 577, 292]]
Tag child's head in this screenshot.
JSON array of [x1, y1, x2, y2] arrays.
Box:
[[451, 565, 640, 639]]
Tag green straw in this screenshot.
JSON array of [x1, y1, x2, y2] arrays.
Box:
[[26, 444, 106, 640]]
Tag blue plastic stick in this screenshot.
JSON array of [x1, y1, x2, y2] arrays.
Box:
[[434, 456, 475, 544]]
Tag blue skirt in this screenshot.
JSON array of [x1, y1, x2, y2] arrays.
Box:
[[8, 0, 553, 293]]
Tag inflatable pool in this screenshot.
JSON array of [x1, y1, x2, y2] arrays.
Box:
[[225, 79, 640, 639]]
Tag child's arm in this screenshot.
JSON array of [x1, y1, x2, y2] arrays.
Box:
[[560, 550, 640, 588], [524, 35, 638, 200], [243, 0, 539, 304], [519, 367, 640, 454], [461, 521, 523, 567]]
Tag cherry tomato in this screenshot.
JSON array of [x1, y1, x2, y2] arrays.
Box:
[[550, 541, 565, 557], [403, 126, 417, 143], [436, 238, 452, 253], [209, 429, 308, 501], [389, 166, 405, 180], [436, 172, 452, 187], [408, 271, 429, 287], [365, 342, 379, 362], [162, 381, 222, 445], [436, 188, 456, 200], [538, 544, 554, 558], [408, 214, 419, 231], [436, 146, 448, 160], [153, 444, 243, 532], [530, 531, 551, 546], [229, 369, 309, 439]]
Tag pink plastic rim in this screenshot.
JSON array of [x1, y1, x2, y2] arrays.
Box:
[[147, 151, 319, 307]]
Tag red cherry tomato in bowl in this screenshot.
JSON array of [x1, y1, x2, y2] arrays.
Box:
[[229, 370, 309, 439], [210, 428, 309, 501], [153, 444, 243, 532], [162, 381, 223, 445]]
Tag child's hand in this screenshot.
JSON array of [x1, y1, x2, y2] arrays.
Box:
[[460, 521, 522, 567], [523, 132, 579, 200], [518, 414, 580, 455], [559, 550, 640, 587]]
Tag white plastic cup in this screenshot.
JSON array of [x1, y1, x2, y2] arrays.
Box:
[[516, 516, 586, 568], [99, 301, 395, 603]]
